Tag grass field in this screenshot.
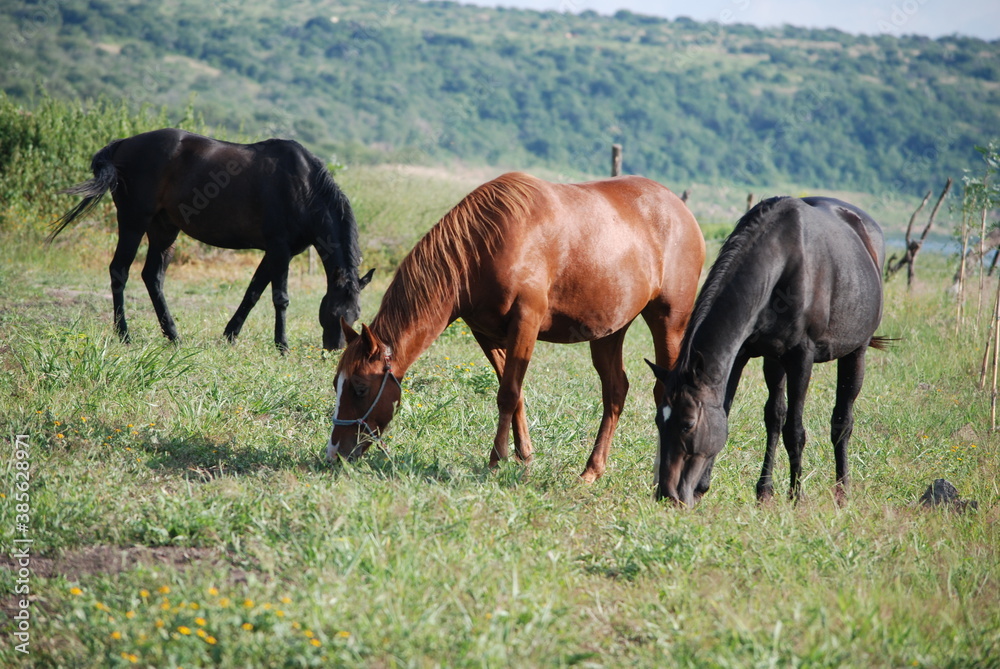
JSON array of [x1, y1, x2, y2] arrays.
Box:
[[1, 166, 998, 667]]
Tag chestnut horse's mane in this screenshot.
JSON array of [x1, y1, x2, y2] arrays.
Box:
[[374, 172, 540, 337]]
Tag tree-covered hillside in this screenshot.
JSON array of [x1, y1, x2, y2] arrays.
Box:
[[2, 0, 997, 194]]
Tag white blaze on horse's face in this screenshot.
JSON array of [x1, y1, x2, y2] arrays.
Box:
[[652, 405, 672, 491], [326, 372, 347, 461]]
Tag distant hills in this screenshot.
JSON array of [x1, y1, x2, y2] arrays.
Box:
[[2, 0, 997, 194]]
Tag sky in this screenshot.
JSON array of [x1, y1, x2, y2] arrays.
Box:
[[457, 0, 1000, 40]]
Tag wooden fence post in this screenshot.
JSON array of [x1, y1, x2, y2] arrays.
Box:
[[611, 144, 622, 177]]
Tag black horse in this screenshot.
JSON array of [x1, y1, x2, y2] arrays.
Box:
[[51, 128, 373, 351], [647, 197, 889, 507]]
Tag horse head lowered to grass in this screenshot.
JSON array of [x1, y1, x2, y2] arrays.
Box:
[[327, 171, 705, 481], [51, 128, 372, 351], [647, 196, 890, 507]]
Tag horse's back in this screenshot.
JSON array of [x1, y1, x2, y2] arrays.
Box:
[[785, 197, 885, 357], [470, 174, 704, 342]]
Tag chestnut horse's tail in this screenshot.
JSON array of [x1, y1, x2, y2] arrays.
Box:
[[47, 139, 123, 243], [869, 335, 899, 350]]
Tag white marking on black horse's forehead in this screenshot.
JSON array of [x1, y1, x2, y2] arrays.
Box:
[[660, 405, 672, 423]]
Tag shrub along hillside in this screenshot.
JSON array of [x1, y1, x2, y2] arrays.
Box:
[[1, 0, 997, 196]]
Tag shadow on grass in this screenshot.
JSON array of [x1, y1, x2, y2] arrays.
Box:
[[140, 434, 322, 479]]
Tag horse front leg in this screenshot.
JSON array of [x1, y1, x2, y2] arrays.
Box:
[[268, 251, 292, 354], [141, 224, 181, 343], [781, 352, 814, 502], [224, 254, 272, 344], [108, 227, 145, 344], [490, 313, 540, 471], [831, 347, 866, 505], [582, 329, 630, 483], [471, 331, 533, 465], [757, 357, 787, 502]]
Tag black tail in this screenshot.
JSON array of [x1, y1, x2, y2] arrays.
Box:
[[47, 139, 122, 243], [869, 335, 899, 351]]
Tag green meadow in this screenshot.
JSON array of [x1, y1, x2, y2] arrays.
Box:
[[1, 110, 998, 667]]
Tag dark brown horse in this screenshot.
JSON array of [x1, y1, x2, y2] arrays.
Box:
[[51, 128, 372, 351], [647, 196, 888, 507], [327, 172, 705, 482]]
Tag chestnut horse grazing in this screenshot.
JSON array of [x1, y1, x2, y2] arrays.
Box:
[[647, 197, 889, 507], [328, 172, 705, 482], [51, 128, 372, 351]]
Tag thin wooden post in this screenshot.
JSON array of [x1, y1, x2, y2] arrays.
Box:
[[611, 144, 622, 177], [978, 202, 989, 327], [746, 193, 755, 212], [991, 298, 1000, 431], [978, 276, 1000, 389]]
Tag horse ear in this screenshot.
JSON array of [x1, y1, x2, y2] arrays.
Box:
[[340, 318, 359, 344], [690, 351, 706, 385], [645, 358, 671, 385], [361, 323, 382, 361], [359, 268, 374, 289]]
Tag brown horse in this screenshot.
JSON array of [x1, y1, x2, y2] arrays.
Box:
[[51, 128, 372, 352], [327, 172, 705, 481]]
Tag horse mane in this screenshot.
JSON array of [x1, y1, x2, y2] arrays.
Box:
[[305, 153, 361, 273], [375, 172, 540, 336], [677, 196, 790, 370]]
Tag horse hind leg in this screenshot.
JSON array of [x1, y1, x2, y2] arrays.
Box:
[[224, 254, 272, 344], [108, 226, 145, 344], [141, 222, 181, 342], [471, 331, 533, 465], [830, 347, 867, 505], [581, 329, 630, 483]]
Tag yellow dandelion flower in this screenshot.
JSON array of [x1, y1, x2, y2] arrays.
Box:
[[54, 421, 61, 426], [160, 601, 170, 611], [177, 626, 191, 635], [280, 596, 292, 604], [139, 589, 149, 598], [126, 611, 136, 619], [292, 621, 302, 630], [81, 416, 87, 422], [218, 597, 230, 607], [304, 630, 314, 638], [310, 638, 322, 647], [190, 602, 199, 610], [276, 610, 285, 618], [56, 433, 64, 439], [155, 620, 165, 629], [208, 587, 219, 596], [70, 587, 83, 596], [243, 599, 254, 608], [127, 655, 138, 664], [263, 603, 272, 610], [195, 617, 207, 627], [158, 585, 170, 594], [206, 636, 217, 645], [197, 629, 207, 638], [95, 602, 110, 612], [337, 630, 350, 638], [110, 631, 122, 640], [127, 424, 133, 428], [242, 622, 253, 631]]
